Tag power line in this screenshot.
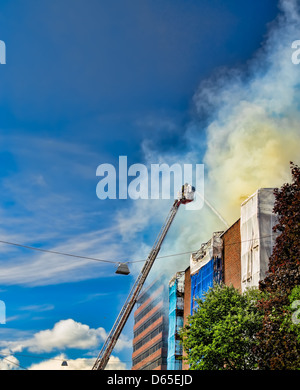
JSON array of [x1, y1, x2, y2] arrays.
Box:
[[0, 351, 133, 368], [0, 354, 28, 370], [0, 238, 196, 264], [0, 235, 275, 267], [0, 240, 118, 264], [1, 352, 66, 362], [130, 234, 274, 263]]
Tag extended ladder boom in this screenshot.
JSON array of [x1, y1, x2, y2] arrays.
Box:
[[92, 184, 195, 370]]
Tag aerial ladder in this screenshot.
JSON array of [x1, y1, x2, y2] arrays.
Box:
[[92, 184, 195, 370]]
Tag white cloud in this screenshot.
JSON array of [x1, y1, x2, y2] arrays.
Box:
[[105, 355, 127, 370], [0, 319, 132, 370], [0, 355, 21, 370], [26, 319, 106, 353], [0, 319, 106, 354], [27, 353, 127, 370], [27, 353, 93, 370], [0, 318, 131, 368]]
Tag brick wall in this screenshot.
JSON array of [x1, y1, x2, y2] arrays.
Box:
[[183, 266, 191, 328], [222, 218, 241, 291]]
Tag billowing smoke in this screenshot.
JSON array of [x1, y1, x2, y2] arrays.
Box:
[[192, 0, 300, 224], [141, 0, 300, 281]]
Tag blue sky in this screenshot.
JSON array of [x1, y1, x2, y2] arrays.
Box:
[[1, 0, 300, 370]]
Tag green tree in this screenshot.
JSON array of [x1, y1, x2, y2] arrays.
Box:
[[256, 163, 300, 369], [180, 284, 263, 370]]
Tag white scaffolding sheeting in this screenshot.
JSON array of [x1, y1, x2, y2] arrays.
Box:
[[240, 188, 277, 292]]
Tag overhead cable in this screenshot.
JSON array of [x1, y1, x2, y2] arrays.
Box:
[[0, 239, 118, 264], [0, 235, 274, 266]]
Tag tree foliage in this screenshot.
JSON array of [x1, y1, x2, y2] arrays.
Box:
[[256, 162, 300, 369], [180, 284, 264, 370], [180, 163, 300, 370]]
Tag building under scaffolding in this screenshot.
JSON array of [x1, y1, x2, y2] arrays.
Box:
[[130, 188, 277, 370], [190, 231, 223, 313], [240, 188, 277, 292], [132, 278, 168, 370], [167, 272, 185, 370]]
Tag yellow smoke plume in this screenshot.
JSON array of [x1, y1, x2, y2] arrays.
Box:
[[198, 0, 300, 224], [204, 102, 300, 224]]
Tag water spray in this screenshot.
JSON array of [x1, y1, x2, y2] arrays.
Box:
[[196, 191, 229, 229]]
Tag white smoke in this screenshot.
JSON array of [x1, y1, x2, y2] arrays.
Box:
[[135, 0, 300, 282], [191, 0, 300, 223]]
